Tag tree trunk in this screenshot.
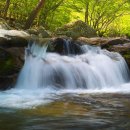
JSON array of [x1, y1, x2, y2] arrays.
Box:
[[24, 0, 46, 29], [85, 2, 89, 24], [4, 0, 10, 18]]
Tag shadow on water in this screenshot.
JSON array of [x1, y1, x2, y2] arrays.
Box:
[[0, 93, 130, 130]]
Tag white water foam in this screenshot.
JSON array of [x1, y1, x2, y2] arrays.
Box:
[[0, 83, 130, 109], [0, 88, 56, 109]]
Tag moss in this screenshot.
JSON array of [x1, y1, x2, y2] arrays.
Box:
[[0, 49, 15, 76], [123, 54, 130, 59], [122, 51, 130, 59]]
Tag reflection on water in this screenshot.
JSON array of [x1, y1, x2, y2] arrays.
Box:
[[0, 93, 130, 130]]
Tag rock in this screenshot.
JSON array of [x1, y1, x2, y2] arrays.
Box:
[[0, 74, 17, 90], [52, 38, 65, 54], [0, 36, 28, 48], [0, 48, 17, 90], [76, 37, 130, 69], [107, 43, 130, 68], [0, 29, 30, 39], [38, 30, 51, 38], [27, 29, 39, 35], [27, 26, 51, 38], [0, 29, 30, 48], [7, 47, 25, 69], [0, 48, 15, 76], [0, 47, 24, 90], [77, 37, 109, 45], [29, 37, 83, 55], [101, 38, 130, 49], [109, 43, 130, 53], [56, 20, 97, 39], [47, 38, 83, 55], [0, 29, 30, 90]]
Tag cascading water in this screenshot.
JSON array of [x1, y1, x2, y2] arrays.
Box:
[[1, 40, 130, 109], [15, 41, 130, 90]]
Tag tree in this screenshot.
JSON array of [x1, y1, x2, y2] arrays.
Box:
[[73, 0, 129, 35], [4, 0, 10, 18], [24, 0, 46, 29], [38, 0, 65, 29]]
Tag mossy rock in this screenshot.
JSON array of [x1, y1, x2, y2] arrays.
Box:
[[56, 20, 97, 39], [0, 48, 15, 76], [27, 26, 52, 38]]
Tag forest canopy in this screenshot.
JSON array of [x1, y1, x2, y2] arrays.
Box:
[[0, 0, 130, 36]]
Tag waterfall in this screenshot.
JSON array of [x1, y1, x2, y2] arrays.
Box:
[[15, 41, 130, 90]]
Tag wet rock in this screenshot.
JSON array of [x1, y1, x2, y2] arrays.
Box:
[[56, 20, 97, 39], [7, 47, 24, 69], [0, 48, 15, 75], [48, 38, 83, 55], [0, 48, 15, 90], [52, 38, 64, 54], [108, 43, 130, 68], [0, 47, 24, 90], [0, 29, 30, 90], [0, 74, 17, 90]]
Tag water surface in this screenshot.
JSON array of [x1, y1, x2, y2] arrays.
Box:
[[0, 91, 130, 130]]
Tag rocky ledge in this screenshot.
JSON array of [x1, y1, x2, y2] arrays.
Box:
[[0, 29, 30, 90], [0, 27, 130, 90]]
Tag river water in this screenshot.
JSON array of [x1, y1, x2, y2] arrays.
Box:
[[0, 90, 130, 130], [0, 43, 130, 130]]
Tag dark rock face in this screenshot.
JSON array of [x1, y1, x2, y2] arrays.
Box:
[[108, 43, 130, 68], [0, 74, 18, 90], [0, 29, 29, 90], [0, 48, 17, 90], [101, 38, 130, 49], [52, 38, 65, 54], [47, 38, 83, 55], [0, 36, 28, 48], [0, 48, 15, 75]]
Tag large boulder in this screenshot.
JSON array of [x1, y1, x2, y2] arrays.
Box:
[[101, 38, 130, 49], [77, 37, 109, 45], [0, 29, 30, 48], [0, 48, 18, 90], [0, 29, 30, 90], [55, 20, 97, 39], [27, 26, 52, 38], [108, 43, 130, 68], [50, 38, 83, 55], [0, 47, 25, 90]]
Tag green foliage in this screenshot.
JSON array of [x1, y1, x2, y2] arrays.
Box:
[[0, 0, 130, 36]]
